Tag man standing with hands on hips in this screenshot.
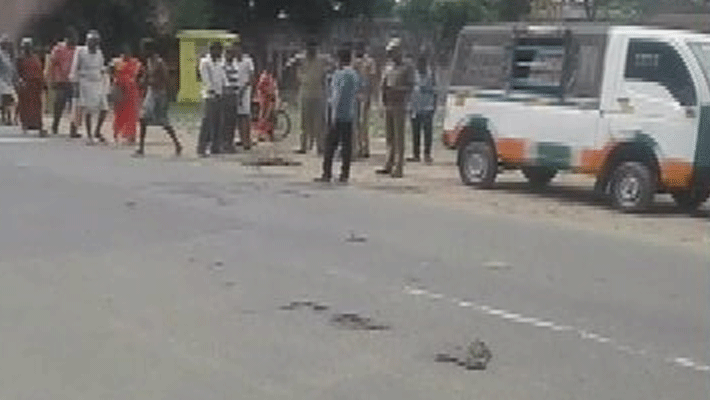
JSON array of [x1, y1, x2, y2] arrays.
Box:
[[377, 38, 414, 178]]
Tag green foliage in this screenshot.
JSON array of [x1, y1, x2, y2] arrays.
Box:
[[172, 0, 214, 29]]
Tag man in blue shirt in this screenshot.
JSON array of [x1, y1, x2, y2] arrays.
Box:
[[315, 47, 359, 183], [409, 54, 437, 164]]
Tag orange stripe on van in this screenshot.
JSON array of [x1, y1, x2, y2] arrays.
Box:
[[578, 143, 617, 175], [496, 138, 526, 164], [660, 159, 694, 189], [579, 149, 606, 174]]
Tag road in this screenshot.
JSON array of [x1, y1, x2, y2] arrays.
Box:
[[0, 127, 708, 399]]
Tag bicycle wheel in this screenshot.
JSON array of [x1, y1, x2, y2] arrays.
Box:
[[272, 110, 291, 141]]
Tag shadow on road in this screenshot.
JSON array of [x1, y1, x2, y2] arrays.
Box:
[[487, 181, 710, 219]]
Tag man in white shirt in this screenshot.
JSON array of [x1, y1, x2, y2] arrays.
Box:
[[221, 43, 240, 153], [197, 41, 226, 157], [234, 40, 254, 150], [70, 30, 108, 143]]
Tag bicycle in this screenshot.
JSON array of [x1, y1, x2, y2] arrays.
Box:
[[250, 100, 291, 143]]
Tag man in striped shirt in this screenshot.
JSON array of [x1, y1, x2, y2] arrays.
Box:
[[221, 43, 240, 153]]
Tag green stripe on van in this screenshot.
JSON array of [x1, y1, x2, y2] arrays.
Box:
[[536, 142, 571, 169]]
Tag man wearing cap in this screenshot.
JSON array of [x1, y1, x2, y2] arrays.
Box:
[[70, 30, 108, 143], [377, 38, 414, 178], [16, 37, 45, 136], [47, 27, 78, 136], [296, 40, 331, 155]]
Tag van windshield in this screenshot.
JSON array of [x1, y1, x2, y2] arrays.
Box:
[[688, 42, 710, 88]]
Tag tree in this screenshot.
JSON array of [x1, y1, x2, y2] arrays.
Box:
[[171, 0, 214, 30]]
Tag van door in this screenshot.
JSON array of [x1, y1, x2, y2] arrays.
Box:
[[602, 38, 700, 189]]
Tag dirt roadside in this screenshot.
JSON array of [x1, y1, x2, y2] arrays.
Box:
[[136, 116, 710, 255], [50, 108, 710, 254]]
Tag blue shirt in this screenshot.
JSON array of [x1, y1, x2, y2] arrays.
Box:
[[329, 67, 359, 123], [410, 69, 437, 114]]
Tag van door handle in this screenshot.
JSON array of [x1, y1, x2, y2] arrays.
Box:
[[617, 97, 630, 103], [685, 107, 697, 118]]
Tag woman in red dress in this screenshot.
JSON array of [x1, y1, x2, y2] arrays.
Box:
[[112, 44, 141, 144], [16, 38, 45, 136], [256, 63, 278, 141]]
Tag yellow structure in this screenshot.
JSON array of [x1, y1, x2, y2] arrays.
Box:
[[176, 30, 238, 103]]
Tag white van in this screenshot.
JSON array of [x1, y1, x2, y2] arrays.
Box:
[[444, 24, 710, 212]]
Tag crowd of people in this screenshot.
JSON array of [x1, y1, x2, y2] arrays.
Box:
[[0, 28, 439, 181], [0, 27, 182, 154], [300, 37, 437, 182]]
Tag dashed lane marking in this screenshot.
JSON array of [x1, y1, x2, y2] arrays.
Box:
[[402, 285, 710, 375]]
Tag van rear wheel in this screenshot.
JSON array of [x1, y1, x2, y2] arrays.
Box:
[[458, 141, 497, 188], [522, 167, 557, 188], [609, 162, 656, 213], [671, 188, 710, 211]]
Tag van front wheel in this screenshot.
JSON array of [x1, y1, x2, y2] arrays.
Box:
[[609, 162, 656, 213], [458, 141, 497, 188]]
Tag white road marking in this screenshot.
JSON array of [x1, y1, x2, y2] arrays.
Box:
[[532, 320, 555, 328], [407, 288, 427, 296], [401, 284, 709, 375], [0, 137, 48, 144]]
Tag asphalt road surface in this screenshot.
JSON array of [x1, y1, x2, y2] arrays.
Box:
[[0, 127, 708, 399]]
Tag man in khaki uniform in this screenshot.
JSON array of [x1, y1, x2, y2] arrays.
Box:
[[296, 41, 331, 155], [353, 41, 377, 159], [376, 38, 414, 178]]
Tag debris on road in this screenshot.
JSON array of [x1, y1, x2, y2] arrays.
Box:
[[279, 302, 389, 331], [242, 157, 302, 167], [436, 339, 492, 370], [279, 300, 330, 312], [345, 231, 368, 243], [330, 313, 390, 331]]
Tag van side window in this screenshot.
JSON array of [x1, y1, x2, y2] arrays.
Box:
[[624, 40, 697, 106]]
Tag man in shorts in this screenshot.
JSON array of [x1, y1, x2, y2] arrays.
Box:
[[134, 39, 181, 157]]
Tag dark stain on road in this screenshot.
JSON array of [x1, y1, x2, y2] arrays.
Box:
[[345, 231, 368, 243], [280, 301, 390, 331], [330, 313, 390, 331], [280, 300, 330, 312]]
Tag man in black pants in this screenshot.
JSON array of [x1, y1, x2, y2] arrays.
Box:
[[316, 47, 359, 183], [48, 27, 79, 136]]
